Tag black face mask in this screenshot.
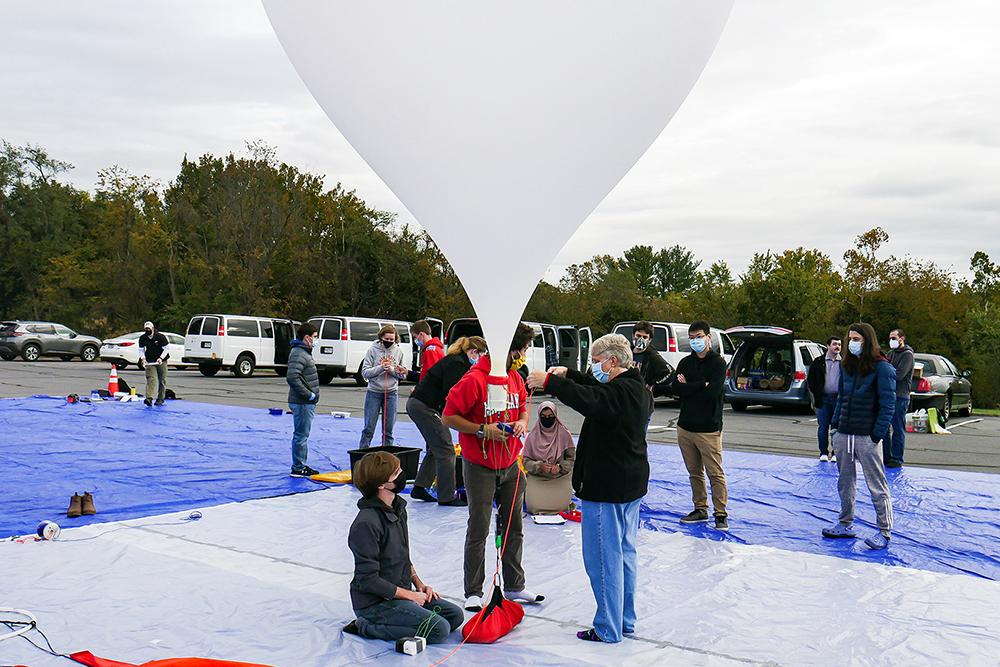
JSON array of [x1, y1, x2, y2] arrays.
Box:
[[381, 339, 393, 348], [539, 415, 557, 429], [385, 476, 405, 493]]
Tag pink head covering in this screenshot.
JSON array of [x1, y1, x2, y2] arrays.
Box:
[[523, 401, 575, 462]]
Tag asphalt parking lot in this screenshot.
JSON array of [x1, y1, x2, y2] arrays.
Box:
[[3, 358, 998, 474]]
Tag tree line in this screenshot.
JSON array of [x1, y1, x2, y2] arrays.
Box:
[[2, 140, 998, 406]]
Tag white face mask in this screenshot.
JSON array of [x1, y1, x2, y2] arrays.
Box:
[[848, 340, 863, 356], [889, 339, 900, 350]]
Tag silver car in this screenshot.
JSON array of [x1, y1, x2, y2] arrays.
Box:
[[0, 321, 102, 362]]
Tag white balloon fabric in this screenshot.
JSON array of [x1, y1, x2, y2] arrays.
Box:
[[263, 1, 734, 377]]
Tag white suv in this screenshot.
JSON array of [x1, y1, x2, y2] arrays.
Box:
[[182, 314, 297, 378]]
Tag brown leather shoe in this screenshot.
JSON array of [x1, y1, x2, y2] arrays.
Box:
[[81, 492, 97, 516], [67, 493, 83, 518]]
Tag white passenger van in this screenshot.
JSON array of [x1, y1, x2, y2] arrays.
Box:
[[306, 316, 414, 385], [182, 314, 297, 378]]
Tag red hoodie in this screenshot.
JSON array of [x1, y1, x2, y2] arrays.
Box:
[[418, 337, 445, 381], [442, 355, 528, 470]]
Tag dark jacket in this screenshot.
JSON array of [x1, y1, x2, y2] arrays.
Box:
[[348, 494, 412, 611], [807, 354, 840, 408], [886, 344, 915, 399], [409, 352, 473, 413], [832, 356, 897, 442], [286, 340, 319, 404], [138, 331, 169, 364], [634, 344, 672, 401], [670, 349, 727, 433], [544, 367, 650, 503]]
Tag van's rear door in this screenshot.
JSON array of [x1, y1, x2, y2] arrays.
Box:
[[558, 326, 580, 371], [311, 317, 346, 369], [578, 327, 592, 373]]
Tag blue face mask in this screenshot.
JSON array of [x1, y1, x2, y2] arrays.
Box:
[[592, 360, 610, 383], [848, 340, 863, 356], [469, 354, 479, 366], [690, 337, 708, 354]]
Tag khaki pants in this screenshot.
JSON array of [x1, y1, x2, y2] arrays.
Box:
[[145, 361, 168, 402], [677, 427, 728, 517]]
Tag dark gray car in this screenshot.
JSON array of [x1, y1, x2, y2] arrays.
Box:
[[909, 353, 973, 422], [0, 321, 102, 362]]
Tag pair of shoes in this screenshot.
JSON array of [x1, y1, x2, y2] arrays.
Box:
[[714, 515, 729, 531], [577, 629, 605, 642], [885, 460, 902, 468], [410, 486, 436, 502], [290, 466, 320, 477], [342, 620, 360, 636], [464, 595, 483, 612], [504, 589, 544, 604], [144, 398, 153, 407], [820, 453, 829, 462], [67, 492, 97, 518], [679, 509, 710, 524], [865, 533, 890, 550], [438, 497, 468, 507], [154, 399, 164, 406], [822, 523, 856, 539]]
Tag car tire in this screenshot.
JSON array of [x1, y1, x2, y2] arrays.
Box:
[[199, 363, 220, 377], [21, 344, 41, 361], [317, 370, 335, 385], [354, 366, 369, 387], [730, 401, 748, 412], [958, 394, 973, 417], [80, 345, 99, 362], [114, 361, 129, 371], [940, 394, 952, 423], [0, 351, 15, 361], [233, 354, 255, 378], [273, 366, 288, 377]]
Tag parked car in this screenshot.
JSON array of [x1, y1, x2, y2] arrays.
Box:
[[724, 326, 824, 412], [182, 314, 297, 378], [305, 315, 416, 386], [611, 321, 735, 371], [909, 353, 973, 422], [0, 321, 102, 362], [100, 331, 186, 370], [444, 318, 593, 375]]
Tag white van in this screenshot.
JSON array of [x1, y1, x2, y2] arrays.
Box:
[[444, 318, 592, 375], [306, 316, 414, 386], [182, 314, 297, 378], [612, 321, 736, 372]]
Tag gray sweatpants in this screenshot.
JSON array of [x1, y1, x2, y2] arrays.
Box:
[[831, 431, 893, 535]]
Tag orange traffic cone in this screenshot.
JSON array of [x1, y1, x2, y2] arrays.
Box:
[[108, 365, 119, 394]]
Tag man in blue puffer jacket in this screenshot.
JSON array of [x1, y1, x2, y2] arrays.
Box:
[[824, 322, 897, 550]]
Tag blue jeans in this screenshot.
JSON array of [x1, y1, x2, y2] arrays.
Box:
[[360, 390, 397, 449], [884, 397, 909, 463], [815, 396, 837, 455], [355, 598, 465, 644], [289, 402, 315, 472], [581, 498, 641, 643]]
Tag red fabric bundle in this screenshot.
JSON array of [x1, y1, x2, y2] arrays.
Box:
[[71, 651, 275, 667], [461, 586, 524, 644]]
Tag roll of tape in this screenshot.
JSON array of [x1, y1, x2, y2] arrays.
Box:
[[37, 520, 61, 541]]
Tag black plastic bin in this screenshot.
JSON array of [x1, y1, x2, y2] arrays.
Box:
[[348, 446, 422, 481]]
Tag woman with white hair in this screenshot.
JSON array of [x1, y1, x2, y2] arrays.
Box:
[[526, 333, 651, 644]]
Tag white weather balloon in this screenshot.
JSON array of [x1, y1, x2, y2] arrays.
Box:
[[263, 1, 733, 382]]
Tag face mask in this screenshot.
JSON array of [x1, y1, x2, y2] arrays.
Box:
[[144, 329, 153, 336], [384, 476, 404, 494], [690, 337, 708, 354], [632, 336, 649, 351], [848, 340, 863, 356], [381, 339, 393, 348], [592, 360, 610, 383], [415, 338, 425, 348], [539, 415, 556, 428], [889, 339, 900, 350], [509, 353, 525, 372]]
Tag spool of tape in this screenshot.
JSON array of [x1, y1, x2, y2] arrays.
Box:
[[37, 520, 61, 541], [187, 511, 203, 520]]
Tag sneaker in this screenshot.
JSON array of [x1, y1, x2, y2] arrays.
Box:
[[464, 595, 483, 612], [714, 515, 729, 531], [865, 533, 890, 550], [410, 486, 436, 502], [343, 620, 360, 636], [820, 453, 829, 462], [154, 399, 164, 406], [144, 398, 153, 407], [830, 453, 837, 462], [290, 466, 320, 477], [577, 629, 606, 642], [66, 493, 83, 518], [679, 509, 710, 524], [885, 460, 902, 469], [81, 492, 97, 516], [438, 497, 468, 507], [822, 523, 857, 539], [504, 589, 544, 604]]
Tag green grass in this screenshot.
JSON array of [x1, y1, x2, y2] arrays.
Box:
[[972, 408, 1000, 417]]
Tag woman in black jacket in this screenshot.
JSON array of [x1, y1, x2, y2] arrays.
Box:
[[527, 333, 650, 644]]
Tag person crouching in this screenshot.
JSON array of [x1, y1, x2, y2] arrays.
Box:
[[345, 451, 465, 643]]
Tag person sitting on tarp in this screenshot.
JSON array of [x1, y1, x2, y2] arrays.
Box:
[[344, 451, 465, 643], [522, 401, 576, 515]]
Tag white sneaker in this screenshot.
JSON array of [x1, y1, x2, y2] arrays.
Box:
[[464, 595, 483, 611], [504, 589, 544, 604], [820, 453, 829, 462], [831, 454, 837, 462]]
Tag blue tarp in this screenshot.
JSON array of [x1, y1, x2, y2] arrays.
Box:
[[3, 396, 998, 580]]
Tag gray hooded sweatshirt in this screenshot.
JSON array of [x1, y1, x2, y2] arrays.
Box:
[[361, 339, 406, 393]]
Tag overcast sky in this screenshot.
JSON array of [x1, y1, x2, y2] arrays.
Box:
[[2, 1, 997, 285]]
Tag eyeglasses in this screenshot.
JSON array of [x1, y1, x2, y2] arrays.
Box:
[[689, 334, 707, 341]]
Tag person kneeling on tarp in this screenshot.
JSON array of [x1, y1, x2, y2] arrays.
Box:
[[345, 451, 465, 642]]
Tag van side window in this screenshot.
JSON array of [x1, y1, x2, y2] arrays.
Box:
[[202, 317, 220, 336], [320, 319, 341, 339], [674, 325, 691, 353], [652, 327, 668, 352], [227, 319, 260, 337], [722, 334, 736, 355], [533, 331, 544, 348], [397, 328, 410, 344], [799, 346, 813, 366], [187, 317, 204, 335], [260, 320, 274, 339], [351, 322, 380, 341]]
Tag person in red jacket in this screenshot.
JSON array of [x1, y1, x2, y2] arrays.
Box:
[[411, 320, 445, 381], [442, 322, 543, 613]]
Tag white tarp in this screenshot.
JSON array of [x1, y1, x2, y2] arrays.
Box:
[[4, 485, 1000, 667]]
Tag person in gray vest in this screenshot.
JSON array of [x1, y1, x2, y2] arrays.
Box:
[[287, 322, 320, 477], [884, 329, 914, 468]]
